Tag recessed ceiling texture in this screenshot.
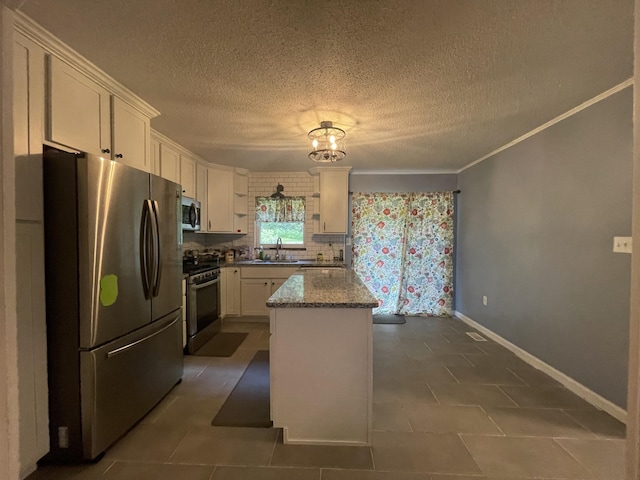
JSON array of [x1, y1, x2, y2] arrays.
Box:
[[10, 0, 634, 172]]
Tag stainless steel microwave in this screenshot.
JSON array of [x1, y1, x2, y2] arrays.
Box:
[[181, 197, 201, 231]]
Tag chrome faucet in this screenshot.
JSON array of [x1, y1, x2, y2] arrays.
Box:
[[275, 237, 283, 260]]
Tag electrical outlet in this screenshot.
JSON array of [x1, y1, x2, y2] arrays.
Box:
[[58, 426, 69, 448], [482, 296, 488, 306], [613, 236, 632, 254]]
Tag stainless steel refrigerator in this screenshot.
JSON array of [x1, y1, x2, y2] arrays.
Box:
[[42, 146, 184, 461]]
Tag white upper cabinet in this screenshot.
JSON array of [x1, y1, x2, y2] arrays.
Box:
[[159, 143, 180, 184], [195, 162, 208, 233], [112, 97, 150, 172], [150, 137, 160, 176], [311, 167, 352, 234], [207, 167, 234, 232], [48, 56, 112, 156], [180, 155, 197, 198]]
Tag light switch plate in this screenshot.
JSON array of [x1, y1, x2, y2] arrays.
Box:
[[613, 236, 632, 254]]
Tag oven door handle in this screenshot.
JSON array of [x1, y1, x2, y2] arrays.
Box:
[[192, 277, 220, 290]]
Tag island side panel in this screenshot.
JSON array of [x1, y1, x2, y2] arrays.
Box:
[[270, 307, 373, 446]]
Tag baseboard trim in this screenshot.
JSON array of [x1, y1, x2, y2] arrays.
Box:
[[453, 311, 627, 423]]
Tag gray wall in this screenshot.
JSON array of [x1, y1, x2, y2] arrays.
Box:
[[456, 87, 632, 408], [350, 173, 457, 193]]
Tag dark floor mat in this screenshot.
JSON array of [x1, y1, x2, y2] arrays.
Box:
[[373, 314, 406, 324], [193, 332, 248, 357], [212, 350, 272, 427]]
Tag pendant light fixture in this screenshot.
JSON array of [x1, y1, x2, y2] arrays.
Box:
[[307, 121, 346, 163]]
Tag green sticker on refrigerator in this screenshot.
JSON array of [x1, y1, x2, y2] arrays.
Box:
[[99, 274, 118, 306]]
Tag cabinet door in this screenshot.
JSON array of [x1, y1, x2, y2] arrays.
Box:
[[228, 267, 241, 315], [150, 138, 160, 176], [112, 97, 150, 172], [195, 163, 208, 234], [16, 223, 49, 472], [220, 268, 228, 318], [320, 170, 349, 233], [241, 278, 270, 316], [14, 33, 45, 222], [180, 155, 197, 198], [207, 168, 234, 232], [270, 278, 286, 295], [48, 56, 111, 155], [233, 172, 248, 234], [159, 144, 180, 184]]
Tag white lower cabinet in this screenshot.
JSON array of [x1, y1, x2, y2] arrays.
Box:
[[241, 279, 272, 316], [221, 267, 242, 317], [240, 267, 297, 316], [226, 267, 242, 316]]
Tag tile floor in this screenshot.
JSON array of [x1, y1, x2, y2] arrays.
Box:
[[28, 316, 626, 480]]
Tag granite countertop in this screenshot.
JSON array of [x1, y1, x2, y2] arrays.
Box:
[[224, 259, 346, 268], [266, 269, 378, 308]]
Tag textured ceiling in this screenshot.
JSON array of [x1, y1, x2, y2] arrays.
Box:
[[13, 0, 634, 172]]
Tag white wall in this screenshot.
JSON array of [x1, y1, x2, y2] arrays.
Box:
[[0, 5, 20, 480]]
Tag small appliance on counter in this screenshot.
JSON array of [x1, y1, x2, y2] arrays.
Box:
[[225, 250, 235, 263]]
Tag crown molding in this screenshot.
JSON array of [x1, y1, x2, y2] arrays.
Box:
[[14, 11, 160, 119], [457, 78, 634, 174], [308, 166, 353, 176]]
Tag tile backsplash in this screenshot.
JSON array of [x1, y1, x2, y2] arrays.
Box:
[[183, 172, 345, 261]]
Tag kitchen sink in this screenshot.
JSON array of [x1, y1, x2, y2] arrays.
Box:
[[237, 259, 301, 265]]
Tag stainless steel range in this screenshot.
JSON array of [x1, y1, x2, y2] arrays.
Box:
[[184, 263, 221, 353]]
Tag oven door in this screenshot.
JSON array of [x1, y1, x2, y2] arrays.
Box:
[[186, 276, 221, 351]]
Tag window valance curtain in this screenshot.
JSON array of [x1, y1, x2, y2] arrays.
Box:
[[255, 197, 306, 222], [351, 191, 455, 316]]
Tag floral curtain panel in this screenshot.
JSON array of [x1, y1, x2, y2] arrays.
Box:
[[351, 191, 455, 316], [255, 197, 306, 222]]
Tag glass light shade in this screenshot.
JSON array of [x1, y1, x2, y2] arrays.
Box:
[[308, 121, 346, 162]]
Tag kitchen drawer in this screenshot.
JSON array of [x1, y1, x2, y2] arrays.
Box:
[[79, 312, 182, 459]]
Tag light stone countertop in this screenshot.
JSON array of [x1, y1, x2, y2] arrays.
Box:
[[224, 259, 346, 268], [266, 269, 378, 308]]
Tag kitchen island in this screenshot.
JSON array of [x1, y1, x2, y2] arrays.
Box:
[[266, 269, 378, 446]]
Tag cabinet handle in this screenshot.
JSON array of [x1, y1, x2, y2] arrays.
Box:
[[208, 220, 211, 229], [101, 148, 110, 154], [115, 153, 123, 158], [264, 282, 268, 286], [271, 282, 275, 286], [323, 221, 326, 232]]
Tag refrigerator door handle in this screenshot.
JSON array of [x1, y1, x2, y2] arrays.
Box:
[[105, 315, 179, 358], [150, 200, 162, 297], [139, 200, 152, 299]]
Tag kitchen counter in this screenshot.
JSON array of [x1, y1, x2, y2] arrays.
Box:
[[268, 269, 374, 446], [225, 259, 346, 268], [266, 269, 377, 308]]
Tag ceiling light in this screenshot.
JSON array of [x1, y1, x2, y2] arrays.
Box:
[[308, 121, 346, 163]]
